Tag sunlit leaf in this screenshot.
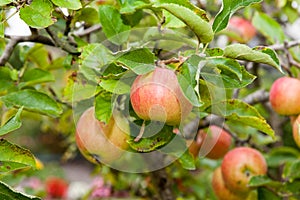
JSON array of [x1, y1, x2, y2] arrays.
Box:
[[51, 0, 82, 10], [1, 89, 62, 117], [0, 181, 41, 199], [223, 44, 282, 72], [0, 139, 36, 173], [99, 5, 131, 45], [19, 0, 54, 28], [205, 99, 275, 138], [213, 0, 262, 33], [0, 107, 23, 136]]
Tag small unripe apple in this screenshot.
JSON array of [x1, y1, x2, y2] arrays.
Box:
[[269, 77, 300, 115], [130, 67, 193, 125], [221, 147, 267, 195], [212, 167, 246, 200], [198, 126, 232, 159], [75, 107, 129, 164], [226, 16, 256, 43], [292, 115, 300, 148]]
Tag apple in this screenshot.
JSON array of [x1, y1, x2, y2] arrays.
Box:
[[292, 115, 300, 148], [198, 126, 232, 159], [45, 177, 68, 199], [226, 16, 256, 43], [130, 67, 193, 125], [221, 147, 267, 195], [75, 107, 129, 164], [269, 77, 300, 115], [212, 167, 246, 200]]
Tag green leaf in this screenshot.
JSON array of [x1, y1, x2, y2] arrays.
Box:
[[257, 187, 281, 200], [160, 133, 196, 170], [19, 0, 54, 28], [248, 175, 282, 188], [0, 67, 17, 95], [163, 10, 185, 28], [223, 44, 282, 72], [201, 57, 256, 88], [283, 160, 300, 181], [0, 107, 23, 136], [178, 56, 203, 107], [266, 147, 300, 167], [116, 48, 155, 75], [0, 139, 36, 173], [205, 48, 224, 56], [51, 0, 82, 10], [0, 0, 13, 6], [252, 12, 285, 44], [26, 44, 50, 68], [0, 11, 4, 38], [19, 68, 55, 88], [99, 5, 131, 45], [99, 79, 131, 94], [95, 91, 113, 123], [0, 181, 41, 199], [177, 150, 196, 170], [74, 7, 99, 25], [153, 1, 213, 43], [80, 43, 114, 82], [212, 0, 262, 33], [128, 124, 175, 152], [1, 89, 62, 117], [205, 99, 275, 138], [119, 0, 150, 14]]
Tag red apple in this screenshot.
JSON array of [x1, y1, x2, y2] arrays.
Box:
[[130, 67, 193, 125], [292, 115, 300, 148], [226, 16, 256, 43], [221, 147, 267, 195], [75, 107, 129, 164], [212, 167, 245, 200], [198, 126, 232, 159], [269, 77, 300, 115], [45, 177, 68, 199]]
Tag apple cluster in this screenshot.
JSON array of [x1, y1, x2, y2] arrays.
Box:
[[212, 147, 267, 199], [269, 77, 300, 148]]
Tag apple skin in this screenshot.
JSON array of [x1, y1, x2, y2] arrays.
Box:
[[187, 126, 232, 159], [292, 115, 300, 148], [75, 107, 129, 164], [198, 126, 232, 159], [130, 67, 193, 125], [227, 16, 256, 43], [212, 167, 246, 200], [269, 77, 300, 115], [221, 147, 267, 195]]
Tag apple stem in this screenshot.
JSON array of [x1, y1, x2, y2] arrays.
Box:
[[134, 120, 146, 142]]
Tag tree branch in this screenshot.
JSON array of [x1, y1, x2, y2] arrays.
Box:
[[0, 38, 18, 66], [46, 27, 80, 55], [0, 34, 55, 66], [270, 40, 300, 50]]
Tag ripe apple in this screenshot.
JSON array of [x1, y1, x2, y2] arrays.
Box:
[[221, 147, 267, 195], [45, 177, 68, 199], [197, 126, 232, 159], [269, 77, 300, 115], [130, 67, 193, 125], [226, 16, 256, 43], [292, 115, 300, 148], [75, 107, 129, 164], [212, 167, 246, 200]]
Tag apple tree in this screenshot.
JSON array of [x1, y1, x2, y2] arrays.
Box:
[[0, 0, 300, 199]]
